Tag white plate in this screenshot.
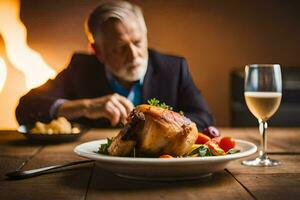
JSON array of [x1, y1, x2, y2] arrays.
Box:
[[74, 139, 257, 181]]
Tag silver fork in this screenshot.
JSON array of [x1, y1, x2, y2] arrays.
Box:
[[6, 160, 93, 180]]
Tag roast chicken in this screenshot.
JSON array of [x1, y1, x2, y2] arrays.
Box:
[[108, 104, 198, 157]]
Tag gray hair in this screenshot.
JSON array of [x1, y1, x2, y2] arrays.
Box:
[[85, 0, 147, 43]]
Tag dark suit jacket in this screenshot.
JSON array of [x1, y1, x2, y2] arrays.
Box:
[[16, 49, 214, 130]]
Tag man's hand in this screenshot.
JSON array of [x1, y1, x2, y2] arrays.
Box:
[[57, 93, 134, 126], [84, 93, 134, 126]]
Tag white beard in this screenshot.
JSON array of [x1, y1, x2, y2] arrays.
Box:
[[107, 58, 148, 82]]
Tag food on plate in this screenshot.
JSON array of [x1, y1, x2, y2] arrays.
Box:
[[219, 136, 236, 152], [205, 141, 226, 156], [211, 136, 222, 144], [202, 126, 220, 138], [195, 133, 211, 144], [159, 154, 174, 158], [187, 135, 238, 157], [30, 117, 80, 134], [98, 98, 240, 158], [107, 99, 198, 157]]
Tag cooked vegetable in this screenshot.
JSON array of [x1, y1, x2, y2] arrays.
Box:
[[98, 138, 113, 154], [205, 141, 226, 156], [226, 148, 240, 154], [203, 126, 220, 138], [198, 145, 213, 157], [212, 136, 222, 144], [219, 136, 236, 152], [159, 154, 174, 158], [195, 133, 211, 144], [188, 144, 201, 155]]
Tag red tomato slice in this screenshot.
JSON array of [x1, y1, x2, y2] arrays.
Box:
[[219, 136, 236, 152], [196, 133, 211, 144]]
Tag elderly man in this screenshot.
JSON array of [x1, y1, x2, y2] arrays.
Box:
[[16, 0, 214, 130]]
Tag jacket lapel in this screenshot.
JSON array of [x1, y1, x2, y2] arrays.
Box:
[[88, 59, 114, 98], [142, 54, 159, 103]]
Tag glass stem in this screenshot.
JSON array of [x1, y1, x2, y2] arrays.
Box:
[[258, 119, 268, 160]]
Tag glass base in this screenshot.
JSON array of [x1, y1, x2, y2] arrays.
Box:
[[242, 157, 281, 167]]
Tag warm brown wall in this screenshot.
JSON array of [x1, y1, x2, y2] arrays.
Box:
[[1, 0, 300, 128]]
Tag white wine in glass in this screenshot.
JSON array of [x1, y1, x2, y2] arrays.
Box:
[[244, 92, 281, 122], [242, 64, 282, 167]]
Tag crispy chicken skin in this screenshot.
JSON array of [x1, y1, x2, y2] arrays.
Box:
[[108, 104, 198, 157]]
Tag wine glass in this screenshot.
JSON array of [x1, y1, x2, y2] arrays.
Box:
[[242, 64, 282, 167]]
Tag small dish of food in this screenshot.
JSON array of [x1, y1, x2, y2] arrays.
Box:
[[74, 99, 257, 181], [18, 117, 88, 143]]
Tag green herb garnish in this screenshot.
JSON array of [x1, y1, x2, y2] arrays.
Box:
[[159, 102, 173, 110], [226, 148, 240, 154], [188, 144, 213, 157], [98, 138, 113, 154], [147, 98, 160, 107], [198, 145, 213, 157], [147, 98, 173, 110]]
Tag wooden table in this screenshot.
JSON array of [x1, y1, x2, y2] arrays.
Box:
[[0, 128, 299, 200]]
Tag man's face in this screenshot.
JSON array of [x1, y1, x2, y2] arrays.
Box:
[[93, 18, 148, 82]]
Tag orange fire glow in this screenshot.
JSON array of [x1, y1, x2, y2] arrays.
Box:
[[0, 56, 7, 93], [0, 0, 56, 92]]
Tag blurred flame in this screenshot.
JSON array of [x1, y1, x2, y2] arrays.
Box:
[[0, 0, 56, 92], [0, 57, 7, 93]]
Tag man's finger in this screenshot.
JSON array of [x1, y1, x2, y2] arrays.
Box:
[[110, 96, 128, 124], [104, 101, 121, 126], [115, 94, 134, 114]]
